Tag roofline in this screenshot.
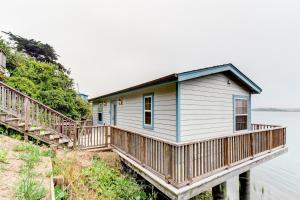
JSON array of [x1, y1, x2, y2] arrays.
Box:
[[89, 74, 177, 102], [177, 63, 262, 94], [89, 63, 262, 102]]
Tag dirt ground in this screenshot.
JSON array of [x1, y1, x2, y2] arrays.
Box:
[[0, 135, 52, 200]]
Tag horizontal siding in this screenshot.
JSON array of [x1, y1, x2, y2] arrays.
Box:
[[92, 104, 98, 125], [180, 73, 250, 142], [103, 101, 110, 124], [92, 83, 177, 142]]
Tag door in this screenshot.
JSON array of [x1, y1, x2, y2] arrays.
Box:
[[110, 101, 117, 126]]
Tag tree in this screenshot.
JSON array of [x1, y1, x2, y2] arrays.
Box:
[[0, 36, 90, 119], [2, 31, 67, 72]]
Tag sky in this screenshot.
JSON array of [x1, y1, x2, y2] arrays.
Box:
[[0, 0, 299, 108]]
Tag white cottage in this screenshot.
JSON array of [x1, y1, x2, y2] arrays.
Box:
[[89, 64, 262, 143]]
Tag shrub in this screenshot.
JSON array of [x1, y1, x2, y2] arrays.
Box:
[[54, 186, 68, 200], [83, 159, 149, 200]]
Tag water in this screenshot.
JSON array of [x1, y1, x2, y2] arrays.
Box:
[[227, 111, 300, 200]]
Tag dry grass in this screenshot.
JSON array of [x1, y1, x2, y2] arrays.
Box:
[[53, 149, 120, 200]]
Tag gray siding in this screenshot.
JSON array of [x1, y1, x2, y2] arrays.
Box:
[[92, 101, 111, 125], [92, 103, 98, 125], [179, 73, 250, 142], [93, 83, 177, 142]]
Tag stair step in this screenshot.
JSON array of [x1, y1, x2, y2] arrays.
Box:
[[49, 135, 60, 140], [17, 122, 32, 127], [6, 117, 21, 122], [59, 138, 70, 144], [39, 130, 53, 136], [29, 127, 43, 132], [0, 113, 8, 115]]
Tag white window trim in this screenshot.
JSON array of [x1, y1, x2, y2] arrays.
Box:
[[143, 94, 154, 129], [234, 96, 249, 132]]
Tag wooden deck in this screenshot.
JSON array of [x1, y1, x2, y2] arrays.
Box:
[[77, 124, 287, 199]]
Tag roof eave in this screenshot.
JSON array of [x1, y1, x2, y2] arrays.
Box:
[[177, 63, 262, 94], [88, 74, 178, 102]]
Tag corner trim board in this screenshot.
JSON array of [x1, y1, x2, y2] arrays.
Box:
[[176, 82, 181, 143]]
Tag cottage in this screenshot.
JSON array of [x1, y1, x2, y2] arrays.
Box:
[[87, 64, 287, 199], [0, 60, 286, 200], [90, 63, 261, 143]]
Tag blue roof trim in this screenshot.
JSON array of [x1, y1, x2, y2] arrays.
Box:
[[177, 64, 262, 94], [89, 64, 262, 102]]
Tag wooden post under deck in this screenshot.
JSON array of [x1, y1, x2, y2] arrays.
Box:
[[239, 170, 250, 200], [212, 182, 227, 200]]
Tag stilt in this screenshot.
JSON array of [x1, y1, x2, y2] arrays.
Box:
[[212, 182, 226, 200], [239, 170, 250, 200]]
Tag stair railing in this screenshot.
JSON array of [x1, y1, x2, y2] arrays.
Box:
[[0, 81, 77, 140]]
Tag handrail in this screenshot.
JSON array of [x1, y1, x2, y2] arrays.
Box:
[[0, 81, 77, 141], [109, 124, 286, 147], [0, 81, 75, 122], [109, 124, 287, 188]]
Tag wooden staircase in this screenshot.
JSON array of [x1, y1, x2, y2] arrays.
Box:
[[0, 81, 78, 147]]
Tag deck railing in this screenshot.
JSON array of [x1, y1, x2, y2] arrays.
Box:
[[0, 81, 77, 139], [77, 125, 109, 148], [110, 125, 286, 188]]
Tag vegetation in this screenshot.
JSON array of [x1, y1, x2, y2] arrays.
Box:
[[2, 31, 66, 72], [83, 158, 151, 200], [0, 34, 90, 119], [0, 149, 8, 163], [15, 178, 47, 200], [54, 186, 68, 200], [51, 151, 156, 200], [14, 142, 51, 200]]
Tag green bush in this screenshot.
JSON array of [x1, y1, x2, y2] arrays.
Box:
[[83, 159, 150, 200], [54, 186, 68, 200], [0, 37, 90, 120]]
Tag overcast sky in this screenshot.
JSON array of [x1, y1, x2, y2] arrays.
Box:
[[1, 0, 299, 108]]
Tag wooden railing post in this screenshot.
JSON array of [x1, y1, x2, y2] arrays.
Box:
[[23, 97, 30, 141], [224, 138, 229, 167], [105, 125, 109, 147], [269, 130, 273, 152], [250, 133, 254, 158], [187, 144, 193, 183], [124, 131, 128, 152], [73, 123, 78, 148], [164, 144, 172, 182]]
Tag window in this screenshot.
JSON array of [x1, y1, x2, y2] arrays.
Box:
[[234, 97, 249, 131], [143, 94, 153, 128], [98, 103, 103, 123]]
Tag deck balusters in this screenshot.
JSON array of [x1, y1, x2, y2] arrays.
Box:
[[109, 125, 286, 188]]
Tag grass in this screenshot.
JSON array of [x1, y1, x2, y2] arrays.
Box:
[[15, 177, 47, 200], [51, 151, 156, 200], [54, 186, 68, 200], [82, 158, 153, 200], [0, 149, 8, 164], [13, 142, 51, 200]]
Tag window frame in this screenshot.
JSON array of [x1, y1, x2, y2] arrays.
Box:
[[233, 95, 251, 132], [142, 93, 154, 129], [98, 102, 103, 124]]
